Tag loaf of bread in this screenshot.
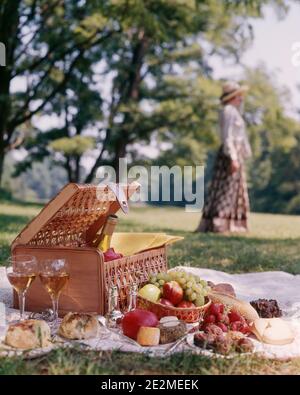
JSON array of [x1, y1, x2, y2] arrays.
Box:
[[211, 283, 236, 297], [208, 291, 259, 322], [5, 319, 51, 349], [137, 327, 160, 346], [251, 318, 294, 345], [58, 312, 100, 340]]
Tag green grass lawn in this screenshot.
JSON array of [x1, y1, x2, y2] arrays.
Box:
[[1, 200, 300, 375]]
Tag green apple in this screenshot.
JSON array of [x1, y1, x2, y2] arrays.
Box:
[[138, 284, 161, 303]]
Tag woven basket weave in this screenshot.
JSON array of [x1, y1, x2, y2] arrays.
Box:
[[137, 296, 211, 323], [11, 183, 168, 316]]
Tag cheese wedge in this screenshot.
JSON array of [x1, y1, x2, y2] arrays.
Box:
[[137, 327, 160, 346], [251, 318, 294, 345]]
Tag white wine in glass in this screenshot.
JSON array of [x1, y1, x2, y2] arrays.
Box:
[[39, 259, 69, 324], [6, 255, 37, 321], [40, 272, 69, 298]]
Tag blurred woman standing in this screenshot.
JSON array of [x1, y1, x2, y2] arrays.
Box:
[[197, 81, 252, 233]]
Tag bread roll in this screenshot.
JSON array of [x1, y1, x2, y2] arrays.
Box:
[[208, 291, 259, 322], [58, 312, 100, 340], [211, 283, 236, 297], [5, 319, 51, 349], [251, 318, 294, 345]]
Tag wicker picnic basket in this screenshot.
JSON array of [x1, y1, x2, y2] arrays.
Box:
[[137, 296, 211, 323], [11, 183, 168, 316]]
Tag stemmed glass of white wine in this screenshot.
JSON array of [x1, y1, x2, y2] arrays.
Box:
[[39, 259, 69, 325], [6, 255, 38, 321]]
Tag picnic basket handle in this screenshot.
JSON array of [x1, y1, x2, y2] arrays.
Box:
[[107, 182, 129, 214]]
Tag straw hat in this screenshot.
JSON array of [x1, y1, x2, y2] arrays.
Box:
[[220, 81, 249, 104]]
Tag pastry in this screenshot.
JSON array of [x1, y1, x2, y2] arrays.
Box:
[[5, 319, 51, 349], [194, 330, 254, 355], [58, 312, 100, 340], [211, 283, 236, 297]]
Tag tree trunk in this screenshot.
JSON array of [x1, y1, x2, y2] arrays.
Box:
[[0, 149, 4, 187], [74, 155, 80, 183], [112, 138, 127, 182], [65, 157, 73, 183], [85, 32, 149, 183], [84, 128, 111, 183]]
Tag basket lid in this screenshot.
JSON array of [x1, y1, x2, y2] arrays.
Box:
[[11, 182, 139, 249]]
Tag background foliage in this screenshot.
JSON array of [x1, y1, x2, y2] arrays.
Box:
[[1, 0, 300, 213]]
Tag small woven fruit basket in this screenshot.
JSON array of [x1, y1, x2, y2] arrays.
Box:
[[137, 296, 211, 323]]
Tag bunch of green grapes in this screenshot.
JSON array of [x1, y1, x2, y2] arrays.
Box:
[[170, 271, 210, 307], [148, 270, 210, 307], [148, 272, 171, 291]]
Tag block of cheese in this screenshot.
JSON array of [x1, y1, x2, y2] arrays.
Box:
[[251, 318, 294, 345], [137, 327, 160, 346]]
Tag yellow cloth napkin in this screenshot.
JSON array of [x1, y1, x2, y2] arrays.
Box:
[[111, 232, 184, 256]]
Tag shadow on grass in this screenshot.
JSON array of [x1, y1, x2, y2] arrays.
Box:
[[169, 232, 300, 275], [0, 192, 43, 208], [0, 213, 34, 232], [0, 214, 37, 264], [0, 241, 11, 264]]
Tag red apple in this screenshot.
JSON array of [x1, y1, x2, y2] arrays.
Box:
[[162, 281, 183, 305], [177, 300, 195, 308], [121, 309, 158, 339], [159, 298, 174, 307]]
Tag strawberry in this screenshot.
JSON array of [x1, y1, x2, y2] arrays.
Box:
[[230, 321, 250, 334], [209, 303, 224, 316], [228, 310, 243, 323], [204, 314, 216, 325]]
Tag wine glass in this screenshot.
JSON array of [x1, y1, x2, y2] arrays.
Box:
[[39, 259, 69, 325], [6, 255, 37, 321]]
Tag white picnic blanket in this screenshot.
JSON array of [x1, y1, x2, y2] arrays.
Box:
[[1, 266, 300, 360]]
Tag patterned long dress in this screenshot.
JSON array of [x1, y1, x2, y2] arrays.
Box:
[[197, 104, 252, 233]]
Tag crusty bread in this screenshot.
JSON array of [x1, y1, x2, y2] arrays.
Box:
[[5, 319, 51, 349], [208, 291, 259, 322], [251, 318, 294, 345], [58, 312, 100, 340], [211, 283, 236, 297]]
